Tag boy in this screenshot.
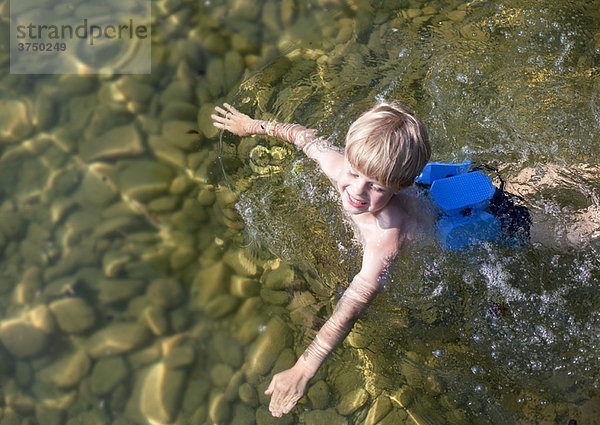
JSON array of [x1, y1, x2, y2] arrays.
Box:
[[212, 101, 431, 417]]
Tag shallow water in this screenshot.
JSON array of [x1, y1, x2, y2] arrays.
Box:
[[0, 0, 599, 424]]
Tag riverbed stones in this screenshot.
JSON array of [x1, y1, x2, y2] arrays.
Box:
[[0, 319, 48, 358], [118, 160, 174, 201], [38, 350, 91, 389], [49, 297, 96, 333], [245, 316, 292, 379], [336, 387, 368, 416], [79, 125, 143, 162], [146, 278, 184, 309], [98, 279, 145, 304], [208, 390, 230, 424], [90, 356, 128, 395], [304, 408, 347, 425], [0, 100, 33, 143], [364, 395, 392, 425], [191, 261, 230, 309], [86, 323, 151, 358], [128, 362, 186, 424]]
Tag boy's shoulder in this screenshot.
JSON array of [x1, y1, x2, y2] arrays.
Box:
[[380, 189, 436, 244]]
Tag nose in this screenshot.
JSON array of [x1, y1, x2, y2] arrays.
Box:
[[351, 178, 368, 197]]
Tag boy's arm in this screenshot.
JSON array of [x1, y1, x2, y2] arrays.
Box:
[[265, 237, 400, 417], [212, 103, 343, 181]]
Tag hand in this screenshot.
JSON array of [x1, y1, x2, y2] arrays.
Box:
[[211, 103, 258, 137], [264, 365, 311, 417]]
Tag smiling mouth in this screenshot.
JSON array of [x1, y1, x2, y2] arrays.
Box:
[[347, 191, 367, 208]]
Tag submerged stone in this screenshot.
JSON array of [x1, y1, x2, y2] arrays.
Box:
[[79, 125, 143, 162], [133, 363, 186, 424], [118, 160, 174, 201], [308, 380, 331, 410], [49, 298, 96, 333], [238, 382, 259, 407], [0, 100, 33, 143], [364, 395, 392, 425], [245, 316, 292, 379], [162, 120, 201, 151], [304, 408, 347, 425], [0, 319, 48, 358], [98, 279, 145, 304], [146, 278, 184, 310], [208, 391, 230, 424], [86, 323, 151, 358], [90, 356, 128, 395], [38, 350, 91, 389], [336, 388, 368, 416]]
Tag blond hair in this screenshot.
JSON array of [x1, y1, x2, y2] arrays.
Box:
[[345, 102, 431, 190]]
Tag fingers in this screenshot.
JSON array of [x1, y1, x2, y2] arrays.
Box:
[[265, 379, 274, 395]]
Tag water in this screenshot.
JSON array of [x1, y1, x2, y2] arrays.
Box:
[[0, 0, 599, 424]]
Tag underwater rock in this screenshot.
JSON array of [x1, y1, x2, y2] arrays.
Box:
[[303, 408, 348, 425], [158, 79, 192, 104], [118, 160, 174, 201], [163, 342, 195, 369], [148, 135, 187, 169], [35, 404, 66, 425], [378, 408, 409, 425], [256, 406, 294, 425], [162, 120, 201, 151], [336, 387, 368, 416], [271, 348, 295, 375], [129, 362, 186, 424], [364, 395, 392, 425], [0, 319, 48, 358], [308, 380, 331, 410], [79, 125, 143, 162], [261, 263, 294, 290], [245, 316, 292, 379], [98, 278, 145, 304], [204, 294, 240, 318], [146, 278, 184, 310], [197, 103, 220, 139], [191, 261, 230, 309], [33, 92, 56, 131], [160, 101, 199, 122], [90, 356, 128, 395], [147, 195, 180, 212], [230, 275, 260, 298], [260, 288, 289, 305], [208, 391, 231, 424], [38, 350, 91, 389], [102, 250, 131, 278], [223, 248, 259, 277], [231, 404, 255, 425], [141, 305, 168, 336], [212, 330, 243, 367], [0, 100, 33, 143], [86, 322, 151, 358], [169, 175, 193, 195], [77, 169, 118, 207], [210, 363, 234, 390], [49, 298, 96, 333], [114, 77, 154, 104], [238, 382, 259, 407]]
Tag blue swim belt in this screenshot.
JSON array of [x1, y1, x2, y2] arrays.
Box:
[[416, 161, 531, 251]]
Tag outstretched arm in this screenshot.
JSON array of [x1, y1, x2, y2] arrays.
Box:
[[265, 237, 400, 417], [212, 103, 343, 181]]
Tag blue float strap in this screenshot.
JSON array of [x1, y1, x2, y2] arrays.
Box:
[[416, 160, 471, 185], [417, 161, 502, 251]]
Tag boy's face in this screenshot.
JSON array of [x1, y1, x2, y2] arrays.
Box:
[[339, 159, 398, 215]]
